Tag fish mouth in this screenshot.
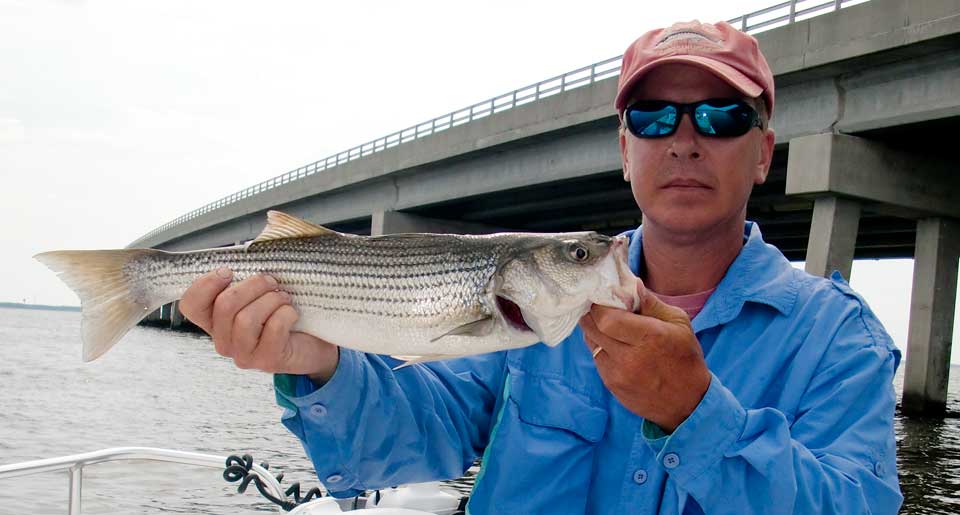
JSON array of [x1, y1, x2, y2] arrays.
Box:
[[496, 295, 533, 332]]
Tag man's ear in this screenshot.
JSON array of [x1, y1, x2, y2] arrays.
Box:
[[619, 128, 630, 182], [754, 128, 775, 185]]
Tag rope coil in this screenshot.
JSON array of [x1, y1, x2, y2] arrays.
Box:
[[223, 453, 324, 511], [223, 452, 469, 513]]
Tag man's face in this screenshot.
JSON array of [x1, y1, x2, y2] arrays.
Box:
[[619, 63, 775, 238]]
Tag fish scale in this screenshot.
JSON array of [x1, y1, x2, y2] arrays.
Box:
[[35, 210, 637, 363]]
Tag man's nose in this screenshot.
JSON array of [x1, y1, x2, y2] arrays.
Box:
[[668, 114, 702, 160]]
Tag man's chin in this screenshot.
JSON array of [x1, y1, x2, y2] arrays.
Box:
[[641, 212, 737, 237]]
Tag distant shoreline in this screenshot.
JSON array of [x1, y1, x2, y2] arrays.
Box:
[[0, 302, 80, 312]]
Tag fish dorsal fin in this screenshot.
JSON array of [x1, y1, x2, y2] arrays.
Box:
[[252, 211, 337, 244]]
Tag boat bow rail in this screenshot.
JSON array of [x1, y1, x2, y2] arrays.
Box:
[[0, 446, 286, 514]]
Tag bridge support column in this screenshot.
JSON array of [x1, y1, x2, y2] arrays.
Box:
[[786, 133, 960, 417], [138, 307, 163, 328], [804, 196, 860, 279], [902, 218, 960, 416], [169, 300, 185, 329], [371, 210, 504, 236]]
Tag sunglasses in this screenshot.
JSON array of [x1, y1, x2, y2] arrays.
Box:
[[623, 98, 762, 138]]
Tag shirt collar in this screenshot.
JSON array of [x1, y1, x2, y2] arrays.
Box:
[[625, 221, 799, 331]]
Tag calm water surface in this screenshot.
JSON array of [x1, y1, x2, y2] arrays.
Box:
[[0, 307, 957, 514]]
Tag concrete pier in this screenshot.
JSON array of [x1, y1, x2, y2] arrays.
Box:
[[144, 308, 163, 323], [786, 133, 960, 415], [902, 218, 960, 415], [138, 307, 166, 328], [169, 300, 185, 329], [805, 196, 861, 280]]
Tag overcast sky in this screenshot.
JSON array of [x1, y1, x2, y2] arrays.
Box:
[[2, 0, 957, 363]]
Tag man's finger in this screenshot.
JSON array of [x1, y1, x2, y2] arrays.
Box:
[[232, 290, 292, 362], [587, 304, 659, 346], [580, 310, 631, 356], [211, 274, 279, 358], [252, 305, 301, 372], [580, 315, 604, 358], [179, 267, 233, 333]]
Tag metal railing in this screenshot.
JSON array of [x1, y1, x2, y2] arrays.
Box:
[[0, 447, 286, 515], [130, 55, 623, 247], [727, 0, 853, 32], [132, 0, 869, 247]]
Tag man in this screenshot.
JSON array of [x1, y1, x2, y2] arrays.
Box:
[[180, 20, 902, 514]]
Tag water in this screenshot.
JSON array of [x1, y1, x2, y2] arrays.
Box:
[[0, 307, 957, 514]]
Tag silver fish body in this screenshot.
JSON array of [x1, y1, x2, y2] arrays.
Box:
[[36, 211, 638, 363]]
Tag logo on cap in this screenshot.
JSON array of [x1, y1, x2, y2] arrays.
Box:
[[654, 22, 723, 54]]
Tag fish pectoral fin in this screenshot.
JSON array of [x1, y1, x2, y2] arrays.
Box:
[[429, 316, 495, 342], [250, 211, 339, 245], [390, 353, 465, 370], [390, 317, 496, 370]]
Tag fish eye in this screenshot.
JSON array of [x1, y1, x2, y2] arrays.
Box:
[[568, 243, 590, 262]]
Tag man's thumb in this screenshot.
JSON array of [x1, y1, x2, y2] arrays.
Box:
[[636, 282, 690, 324]]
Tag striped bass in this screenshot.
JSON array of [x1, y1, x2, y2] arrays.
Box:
[[35, 211, 639, 364]]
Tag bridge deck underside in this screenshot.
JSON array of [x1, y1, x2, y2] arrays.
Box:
[[409, 171, 915, 262], [408, 117, 957, 262]]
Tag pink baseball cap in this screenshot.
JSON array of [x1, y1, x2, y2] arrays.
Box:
[[615, 20, 775, 117]]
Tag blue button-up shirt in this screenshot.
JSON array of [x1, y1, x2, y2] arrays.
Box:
[[275, 222, 903, 514]]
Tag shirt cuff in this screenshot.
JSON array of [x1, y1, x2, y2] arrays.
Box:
[[273, 348, 364, 411], [273, 374, 303, 411], [273, 349, 369, 496], [640, 419, 670, 453], [642, 373, 746, 486]]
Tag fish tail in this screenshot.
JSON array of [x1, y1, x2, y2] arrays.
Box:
[[34, 248, 165, 361]]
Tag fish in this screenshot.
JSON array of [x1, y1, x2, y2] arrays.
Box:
[[35, 210, 639, 364]]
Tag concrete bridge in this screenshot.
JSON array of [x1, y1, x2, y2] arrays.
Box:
[[134, 0, 960, 416]]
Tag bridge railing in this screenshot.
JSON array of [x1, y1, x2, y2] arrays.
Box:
[[727, 0, 859, 33], [130, 56, 622, 247], [132, 0, 868, 247]]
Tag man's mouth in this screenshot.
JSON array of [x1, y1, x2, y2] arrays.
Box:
[[663, 178, 710, 189], [497, 296, 532, 332]]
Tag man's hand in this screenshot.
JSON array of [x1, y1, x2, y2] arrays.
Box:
[[580, 281, 711, 433], [179, 268, 340, 384]]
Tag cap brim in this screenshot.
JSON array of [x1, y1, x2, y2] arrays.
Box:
[[615, 55, 764, 112]]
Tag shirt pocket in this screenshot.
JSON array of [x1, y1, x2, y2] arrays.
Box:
[[508, 372, 608, 442], [471, 372, 608, 513]]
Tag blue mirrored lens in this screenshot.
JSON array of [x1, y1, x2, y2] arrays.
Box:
[[626, 104, 678, 137], [694, 102, 755, 136], [626, 100, 758, 138]]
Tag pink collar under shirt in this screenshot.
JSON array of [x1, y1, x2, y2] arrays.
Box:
[[651, 287, 716, 320]]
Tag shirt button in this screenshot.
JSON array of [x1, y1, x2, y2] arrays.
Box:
[[663, 453, 681, 469], [632, 469, 648, 485], [310, 404, 327, 417], [875, 461, 885, 476], [326, 473, 343, 483]]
